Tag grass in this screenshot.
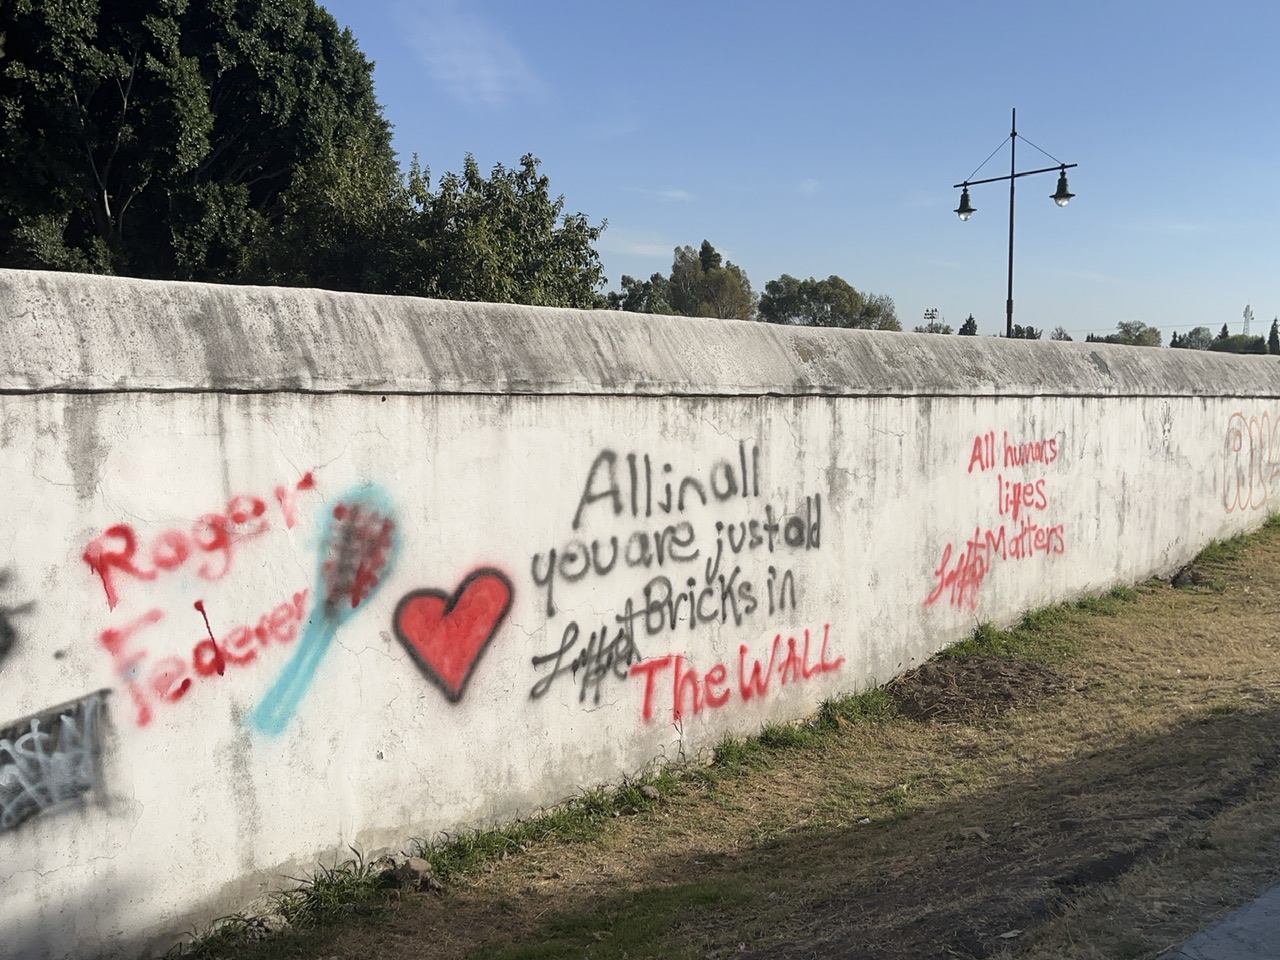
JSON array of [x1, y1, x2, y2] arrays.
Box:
[[176, 516, 1280, 960]]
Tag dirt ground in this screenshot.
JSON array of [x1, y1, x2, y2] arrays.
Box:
[[225, 526, 1280, 960]]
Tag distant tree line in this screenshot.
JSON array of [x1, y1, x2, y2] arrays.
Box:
[[608, 240, 900, 329], [895, 315, 1280, 355]]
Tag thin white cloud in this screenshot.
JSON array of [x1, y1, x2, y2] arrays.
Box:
[[625, 187, 692, 202], [581, 117, 644, 140], [798, 178, 821, 195], [396, 1, 545, 107], [1114, 218, 1215, 236], [598, 229, 675, 258], [1051, 267, 1126, 285]]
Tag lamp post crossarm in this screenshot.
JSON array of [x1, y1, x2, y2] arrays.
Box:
[[953, 162, 1077, 190]]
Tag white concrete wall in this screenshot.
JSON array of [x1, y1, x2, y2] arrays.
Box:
[[2, 270, 1279, 959]]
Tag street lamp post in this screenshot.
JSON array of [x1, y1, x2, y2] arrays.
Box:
[[952, 108, 1077, 337]]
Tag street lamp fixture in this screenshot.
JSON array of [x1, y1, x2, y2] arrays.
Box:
[[951, 108, 1078, 336]]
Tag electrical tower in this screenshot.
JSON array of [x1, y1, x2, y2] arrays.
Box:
[[1244, 304, 1254, 336]]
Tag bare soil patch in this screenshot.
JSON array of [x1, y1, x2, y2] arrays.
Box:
[[887, 655, 1069, 722], [209, 521, 1280, 960]]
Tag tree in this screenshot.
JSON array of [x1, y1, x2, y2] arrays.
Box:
[[403, 154, 605, 308], [1008, 325, 1042, 340], [1050, 326, 1072, 341], [1, 0, 396, 281], [757, 274, 900, 330], [1114, 321, 1162, 347], [607, 273, 671, 315], [1269, 319, 1279, 355], [914, 321, 953, 334], [1218, 324, 1231, 340], [1209, 334, 1268, 355], [958, 315, 978, 336], [1087, 321, 1162, 347], [0, 3, 608, 307], [1170, 326, 1213, 350], [660, 241, 755, 320]]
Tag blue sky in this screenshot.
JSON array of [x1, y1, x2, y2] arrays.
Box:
[[318, 0, 1280, 340]]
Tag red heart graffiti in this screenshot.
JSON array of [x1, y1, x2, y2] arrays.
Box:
[[392, 569, 513, 702]]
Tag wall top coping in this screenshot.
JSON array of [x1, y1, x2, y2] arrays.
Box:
[[4, 269, 1280, 398]]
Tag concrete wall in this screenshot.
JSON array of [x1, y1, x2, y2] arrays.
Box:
[[2, 269, 1279, 959]]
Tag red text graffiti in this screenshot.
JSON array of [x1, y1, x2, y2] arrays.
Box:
[[926, 522, 1066, 610], [97, 591, 309, 725], [996, 475, 1048, 521], [1223, 411, 1280, 513], [83, 472, 315, 609], [630, 624, 844, 723], [968, 431, 1059, 474]]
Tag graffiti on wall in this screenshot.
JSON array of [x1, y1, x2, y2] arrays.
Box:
[[528, 442, 841, 719], [85, 471, 322, 728], [393, 570, 513, 702], [82, 473, 316, 611], [631, 624, 844, 724], [1223, 411, 1280, 513], [0, 569, 33, 664], [1, 690, 109, 832], [252, 489, 397, 735], [926, 430, 1067, 610]]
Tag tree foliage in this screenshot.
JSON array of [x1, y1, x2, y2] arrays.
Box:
[[1050, 326, 1072, 341], [1170, 326, 1214, 350], [1086, 321, 1162, 347], [402, 155, 604, 307], [756, 273, 900, 330], [1209, 334, 1268, 355], [958, 314, 978, 336], [666, 241, 756, 320], [914, 320, 952, 334], [607, 273, 672, 315], [1008, 324, 1042, 340], [1, 0, 393, 280], [1269, 319, 1279, 355], [609, 241, 754, 319], [0, 1, 606, 306]]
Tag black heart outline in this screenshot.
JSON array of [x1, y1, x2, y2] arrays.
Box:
[[392, 567, 514, 702]]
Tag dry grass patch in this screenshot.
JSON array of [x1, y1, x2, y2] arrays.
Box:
[[187, 519, 1280, 960]]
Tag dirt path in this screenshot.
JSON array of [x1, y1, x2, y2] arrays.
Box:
[[212, 523, 1280, 960]]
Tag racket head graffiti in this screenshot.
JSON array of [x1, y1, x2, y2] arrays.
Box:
[[250, 486, 399, 736]]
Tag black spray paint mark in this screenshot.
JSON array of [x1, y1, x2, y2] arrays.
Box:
[[529, 616, 643, 706], [0, 569, 34, 664], [0, 690, 110, 833]]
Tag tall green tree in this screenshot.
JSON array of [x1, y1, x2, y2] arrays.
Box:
[[958, 314, 978, 336], [1087, 321, 1162, 347], [1170, 326, 1213, 350], [1209, 334, 1268, 355], [1, 0, 394, 281], [757, 273, 900, 330], [1, 2, 607, 307], [403, 154, 604, 307], [1269, 319, 1279, 355], [607, 273, 672, 314], [1009, 324, 1042, 340], [664, 241, 756, 320]]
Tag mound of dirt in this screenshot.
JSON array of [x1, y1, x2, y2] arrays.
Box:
[[887, 655, 1068, 723]]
